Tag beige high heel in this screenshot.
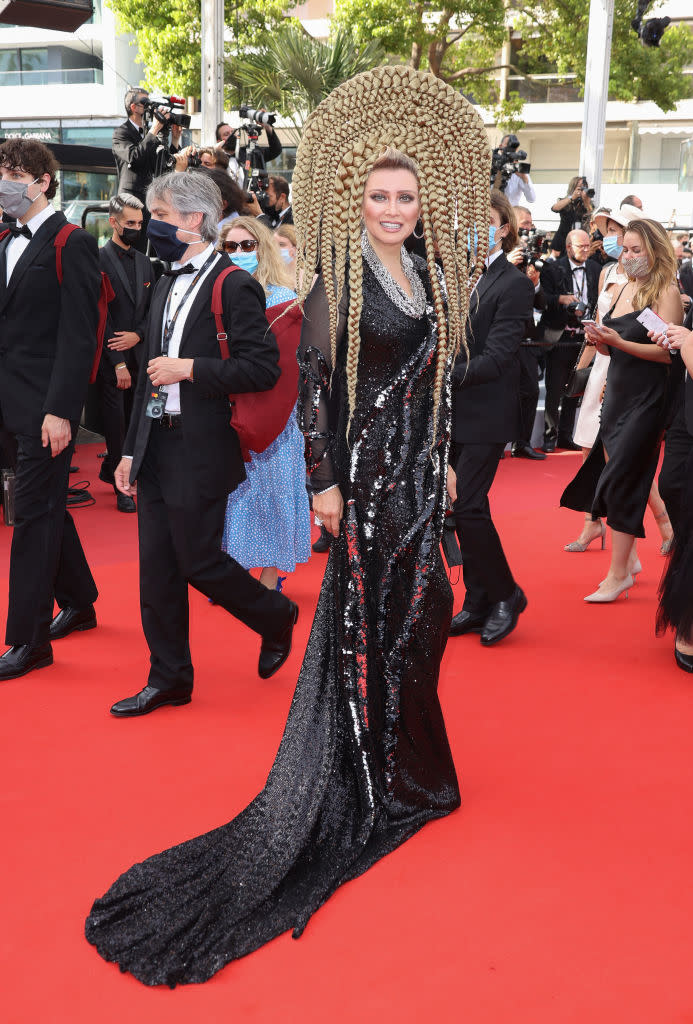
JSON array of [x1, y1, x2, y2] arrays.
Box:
[[584, 574, 633, 603], [565, 520, 606, 552]]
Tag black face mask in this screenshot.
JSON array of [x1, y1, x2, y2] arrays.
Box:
[[116, 224, 141, 247]]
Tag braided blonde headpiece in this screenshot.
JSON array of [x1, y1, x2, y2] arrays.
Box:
[[292, 65, 491, 432]]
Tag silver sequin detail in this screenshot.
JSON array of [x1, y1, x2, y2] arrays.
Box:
[[361, 230, 427, 319]]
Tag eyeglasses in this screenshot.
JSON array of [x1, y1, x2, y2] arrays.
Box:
[[223, 239, 259, 253]]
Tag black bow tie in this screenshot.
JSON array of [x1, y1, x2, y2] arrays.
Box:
[[7, 223, 32, 240], [163, 264, 197, 278], [119, 247, 136, 260]]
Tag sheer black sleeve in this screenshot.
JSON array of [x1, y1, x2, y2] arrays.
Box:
[[298, 273, 347, 493]]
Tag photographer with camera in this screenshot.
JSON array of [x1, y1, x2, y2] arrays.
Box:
[[550, 176, 595, 259], [112, 89, 186, 252], [539, 228, 600, 452], [507, 206, 548, 459], [497, 135, 536, 207], [216, 109, 282, 187], [266, 175, 292, 228]]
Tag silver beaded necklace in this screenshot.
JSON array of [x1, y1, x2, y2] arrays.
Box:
[[361, 229, 427, 319]]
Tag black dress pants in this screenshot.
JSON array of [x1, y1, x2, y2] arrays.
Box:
[[94, 363, 126, 475], [137, 423, 293, 692], [6, 429, 98, 645], [517, 344, 541, 444], [451, 442, 515, 615], [660, 396, 692, 540], [544, 338, 581, 444]]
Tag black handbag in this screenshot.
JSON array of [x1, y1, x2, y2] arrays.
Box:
[[564, 341, 594, 399]]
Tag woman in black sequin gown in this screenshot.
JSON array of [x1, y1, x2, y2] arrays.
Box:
[[561, 219, 683, 602], [84, 133, 484, 984]]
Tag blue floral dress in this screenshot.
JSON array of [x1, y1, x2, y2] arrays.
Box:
[[221, 284, 311, 572]]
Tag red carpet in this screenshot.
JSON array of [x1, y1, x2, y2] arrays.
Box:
[[1, 444, 692, 1023]]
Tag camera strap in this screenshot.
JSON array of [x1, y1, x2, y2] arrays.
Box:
[[570, 265, 587, 303], [161, 250, 218, 359]]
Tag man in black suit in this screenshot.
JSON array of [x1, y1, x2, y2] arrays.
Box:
[[96, 193, 154, 512], [539, 229, 600, 451], [266, 175, 293, 228], [112, 89, 182, 253], [0, 138, 100, 680], [109, 171, 298, 717], [449, 190, 534, 646], [215, 119, 283, 187]]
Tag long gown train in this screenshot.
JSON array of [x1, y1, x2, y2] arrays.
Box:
[[85, 252, 460, 987]]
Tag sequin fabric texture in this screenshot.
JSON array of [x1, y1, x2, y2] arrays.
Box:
[[84, 252, 460, 988]]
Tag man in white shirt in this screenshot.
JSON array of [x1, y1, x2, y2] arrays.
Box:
[[109, 171, 298, 717], [497, 136, 536, 206]]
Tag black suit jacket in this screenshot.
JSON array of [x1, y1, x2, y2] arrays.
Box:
[[270, 206, 293, 229], [451, 253, 535, 444], [124, 255, 280, 498], [112, 120, 163, 203], [679, 259, 693, 300], [539, 255, 600, 332], [0, 211, 100, 435], [99, 241, 154, 372]]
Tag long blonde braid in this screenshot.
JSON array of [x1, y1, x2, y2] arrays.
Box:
[[292, 65, 491, 436]]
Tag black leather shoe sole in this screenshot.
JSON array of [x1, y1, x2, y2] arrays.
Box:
[[0, 650, 53, 681], [259, 603, 299, 679], [110, 693, 192, 717], [675, 648, 693, 673], [449, 613, 487, 637], [49, 618, 96, 641], [480, 591, 528, 647]]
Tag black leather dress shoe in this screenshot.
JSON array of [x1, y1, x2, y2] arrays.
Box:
[[49, 604, 97, 640], [259, 601, 299, 679], [480, 586, 528, 646], [541, 440, 556, 453], [0, 643, 53, 680], [511, 442, 547, 461], [449, 609, 487, 637], [99, 461, 115, 485], [312, 525, 332, 554], [110, 684, 192, 717], [557, 438, 581, 452], [116, 492, 136, 513], [675, 647, 693, 673]]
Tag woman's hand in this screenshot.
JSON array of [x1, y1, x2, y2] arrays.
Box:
[[313, 486, 344, 538], [649, 323, 693, 351], [584, 322, 621, 349], [446, 464, 457, 504]]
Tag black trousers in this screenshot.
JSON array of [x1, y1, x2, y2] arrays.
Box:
[[544, 338, 581, 444], [137, 423, 293, 692], [451, 442, 515, 615], [93, 364, 126, 474], [660, 398, 692, 540], [6, 429, 98, 645], [517, 344, 542, 444]]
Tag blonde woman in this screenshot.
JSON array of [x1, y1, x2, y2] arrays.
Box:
[[218, 216, 310, 592], [274, 222, 297, 273], [561, 219, 683, 601], [83, 66, 489, 987]]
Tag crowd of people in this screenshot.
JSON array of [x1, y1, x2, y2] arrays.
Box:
[[0, 68, 692, 987]]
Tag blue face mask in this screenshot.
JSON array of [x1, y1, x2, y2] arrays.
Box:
[[489, 225, 505, 249], [146, 219, 199, 262], [230, 252, 259, 275], [603, 234, 623, 259], [280, 248, 293, 265]]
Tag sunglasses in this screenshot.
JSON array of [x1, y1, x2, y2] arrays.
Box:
[[223, 239, 258, 253]]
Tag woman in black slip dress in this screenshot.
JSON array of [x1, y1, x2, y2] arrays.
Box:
[[561, 218, 683, 603], [84, 66, 491, 988]]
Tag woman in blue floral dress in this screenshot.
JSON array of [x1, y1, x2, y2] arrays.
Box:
[[219, 217, 311, 591]]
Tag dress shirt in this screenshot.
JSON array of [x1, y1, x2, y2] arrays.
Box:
[[5, 202, 55, 285], [504, 173, 536, 207], [129, 118, 145, 138], [109, 239, 137, 293], [485, 248, 504, 270], [161, 243, 219, 414], [568, 258, 588, 304]]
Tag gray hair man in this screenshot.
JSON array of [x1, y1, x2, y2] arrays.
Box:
[[107, 171, 298, 718]]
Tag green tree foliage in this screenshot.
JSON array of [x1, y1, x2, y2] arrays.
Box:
[[228, 24, 384, 137], [106, 0, 286, 98], [334, 0, 693, 113]]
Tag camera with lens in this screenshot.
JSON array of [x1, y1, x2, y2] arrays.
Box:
[[517, 227, 547, 273], [582, 186, 596, 199], [238, 105, 276, 127], [145, 386, 168, 420], [142, 94, 191, 133], [565, 300, 588, 326], [490, 133, 530, 191]]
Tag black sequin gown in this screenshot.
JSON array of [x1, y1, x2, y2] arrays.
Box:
[[85, 255, 460, 987], [561, 309, 679, 537]]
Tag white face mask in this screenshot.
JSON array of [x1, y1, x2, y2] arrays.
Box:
[[0, 177, 40, 220]]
